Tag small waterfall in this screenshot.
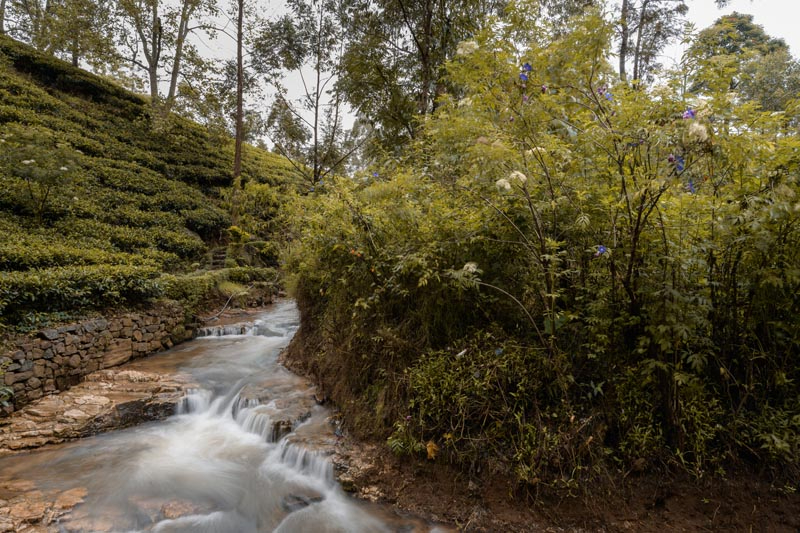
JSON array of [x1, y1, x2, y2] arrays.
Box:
[[273, 439, 335, 486], [195, 322, 259, 337], [0, 300, 448, 532]]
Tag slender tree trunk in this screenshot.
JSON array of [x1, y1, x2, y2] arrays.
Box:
[[0, 0, 6, 35], [148, 6, 162, 105], [312, 0, 323, 184], [632, 0, 650, 82], [166, 0, 196, 108], [233, 0, 244, 185], [619, 0, 630, 81]]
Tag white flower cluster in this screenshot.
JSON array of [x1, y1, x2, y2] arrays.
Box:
[[456, 40, 479, 56], [509, 171, 527, 184], [687, 122, 709, 143], [496, 178, 511, 191], [462, 262, 479, 273]]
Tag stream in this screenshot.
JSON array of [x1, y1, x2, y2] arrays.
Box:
[[0, 301, 450, 532]]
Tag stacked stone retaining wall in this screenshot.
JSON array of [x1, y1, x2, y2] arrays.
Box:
[[1, 302, 195, 414]]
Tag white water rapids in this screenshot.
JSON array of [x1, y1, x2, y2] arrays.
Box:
[[0, 301, 449, 532]]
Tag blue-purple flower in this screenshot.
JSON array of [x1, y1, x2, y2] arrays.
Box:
[[519, 72, 529, 82], [595, 245, 608, 257], [687, 179, 696, 194], [669, 154, 685, 172], [682, 109, 696, 119], [523, 62, 532, 72], [372, 171, 379, 178], [605, 91, 614, 102]]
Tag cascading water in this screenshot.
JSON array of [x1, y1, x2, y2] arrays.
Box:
[[0, 301, 449, 532]]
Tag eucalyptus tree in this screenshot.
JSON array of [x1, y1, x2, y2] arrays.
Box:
[[117, 0, 218, 111], [687, 12, 799, 112], [3, 0, 117, 67], [335, 0, 506, 155], [252, 0, 352, 186]]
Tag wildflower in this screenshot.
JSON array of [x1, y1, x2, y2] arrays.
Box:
[[59, 166, 69, 171], [522, 62, 532, 72], [496, 178, 511, 191], [541, 85, 548, 93], [405, 415, 412, 421], [522, 94, 529, 103], [595, 245, 608, 257], [462, 262, 479, 273], [675, 155, 685, 172], [509, 170, 527, 184], [519, 72, 529, 82], [372, 171, 379, 178], [682, 108, 696, 119], [687, 179, 696, 194], [21, 159, 35, 165], [605, 91, 613, 102], [456, 40, 479, 56], [687, 122, 708, 142]]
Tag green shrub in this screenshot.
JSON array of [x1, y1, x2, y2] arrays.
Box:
[[0, 264, 162, 317]]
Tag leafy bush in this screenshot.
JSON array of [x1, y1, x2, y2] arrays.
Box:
[[284, 7, 800, 485]]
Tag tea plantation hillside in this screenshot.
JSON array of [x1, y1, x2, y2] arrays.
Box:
[[0, 35, 302, 327]]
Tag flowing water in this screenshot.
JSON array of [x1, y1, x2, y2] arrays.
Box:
[[0, 301, 450, 532]]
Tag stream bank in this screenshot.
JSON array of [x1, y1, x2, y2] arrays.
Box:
[[0, 302, 454, 532]]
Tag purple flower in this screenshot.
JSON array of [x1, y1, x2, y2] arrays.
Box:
[[519, 72, 529, 82], [668, 154, 676, 163], [605, 91, 613, 101], [523, 62, 532, 72], [687, 179, 696, 194], [372, 171, 379, 178], [683, 109, 696, 119], [676, 155, 685, 172], [541, 85, 548, 93], [595, 245, 608, 257], [522, 94, 529, 102]]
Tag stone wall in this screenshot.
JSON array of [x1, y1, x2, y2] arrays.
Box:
[[1, 302, 195, 414]]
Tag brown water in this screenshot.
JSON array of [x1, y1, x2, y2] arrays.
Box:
[[0, 301, 451, 532]]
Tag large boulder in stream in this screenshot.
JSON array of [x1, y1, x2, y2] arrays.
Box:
[[0, 369, 195, 456]]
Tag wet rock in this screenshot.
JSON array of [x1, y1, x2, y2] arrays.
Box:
[[0, 368, 195, 456], [7, 499, 48, 523], [281, 493, 325, 512], [160, 499, 206, 519], [54, 488, 87, 510]]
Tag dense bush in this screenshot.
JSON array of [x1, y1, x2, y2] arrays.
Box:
[[0, 264, 162, 317], [284, 9, 800, 485]]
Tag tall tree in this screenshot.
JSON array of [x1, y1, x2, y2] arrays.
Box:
[[336, 0, 505, 154], [117, 0, 217, 111], [4, 0, 116, 66], [617, 0, 688, 82], [687, 12, 797, 112], [253, 0, 351, 185], [233, 0, 244, 184]]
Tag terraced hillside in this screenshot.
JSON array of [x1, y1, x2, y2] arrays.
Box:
[[0, 35, 301, 326]]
